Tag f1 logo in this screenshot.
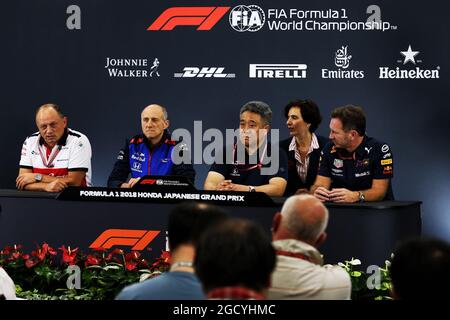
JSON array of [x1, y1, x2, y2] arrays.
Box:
[[148, 7, 230, 31], [140, 179, 156, 185], [90, 229, 160, 251]]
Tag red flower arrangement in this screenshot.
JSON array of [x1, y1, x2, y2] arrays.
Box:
[[0, 243, 171, 300]]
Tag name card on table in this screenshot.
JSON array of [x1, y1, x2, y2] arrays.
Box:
[[57, 187, 276, 207]]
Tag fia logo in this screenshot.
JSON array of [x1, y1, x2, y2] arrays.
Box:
[[229, 5, 265, 32]]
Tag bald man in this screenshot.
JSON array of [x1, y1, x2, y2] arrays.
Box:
[[107, 104, 195, 188], [268, 194, 351, 300], [16, 103, 92, 192]]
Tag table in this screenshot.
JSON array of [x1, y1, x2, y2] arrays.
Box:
[[0, 189, 421, 267]]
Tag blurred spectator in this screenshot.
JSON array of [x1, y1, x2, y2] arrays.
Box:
[[195, 218, 276, 299], [390, 237, 450, 300], [268, 194, 351, 299], [0, 267, 17, 300], [116, 201, 229, 300]]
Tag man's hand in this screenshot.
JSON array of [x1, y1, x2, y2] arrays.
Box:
[[44, 180, 68, 192], [16, 173, 38, 190], [313, 186, 330, 202], [216, 180, 234, 191], [329, 188, 359, 203], [216, 180, 249, 192], [128, 178, 140, 188], [120, 178, 140, 188]]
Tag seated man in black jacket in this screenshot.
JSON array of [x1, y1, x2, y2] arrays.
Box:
[[203, 101, 288, 197]]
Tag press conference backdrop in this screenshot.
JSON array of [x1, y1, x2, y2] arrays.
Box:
[[1, 1, 449, 242]]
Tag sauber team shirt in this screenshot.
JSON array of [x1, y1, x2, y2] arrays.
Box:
[[19, 128, 92, 186]]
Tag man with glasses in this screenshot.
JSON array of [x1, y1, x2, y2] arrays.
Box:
[[203, 101, 288, 197], [311, 105, 394, 203]]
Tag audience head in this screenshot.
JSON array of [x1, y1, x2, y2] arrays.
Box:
[[195, 218, 276, 295], [272, 194, 329, 247], [168, 201, 229, 251], [390, 237, 450, 300]]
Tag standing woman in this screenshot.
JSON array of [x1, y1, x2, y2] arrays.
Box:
[[280, 99, 328, 196]]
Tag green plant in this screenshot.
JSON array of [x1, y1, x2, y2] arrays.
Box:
[[338, 258, 393, 300]]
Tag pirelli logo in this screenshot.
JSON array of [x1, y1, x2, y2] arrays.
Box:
[[249, 64, 307, 79], [148, 7, 230, 31], [90, 229, 160, 251]]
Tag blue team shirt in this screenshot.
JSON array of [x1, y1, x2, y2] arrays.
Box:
[[116, 271, 205, 300]]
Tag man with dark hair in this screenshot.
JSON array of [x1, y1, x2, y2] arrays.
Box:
[[269, 194, 351, 299], [311, 105, 394, 203], [107, 104, 195, 188], [390, 237, 450, 300], [16, 103, 92, 192], [195, 218, 276, 299], [280, 99, 328, 196], [204, 100, 288, 196], [116, 202, 229, 300]]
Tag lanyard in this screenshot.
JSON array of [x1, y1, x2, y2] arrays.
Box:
[[38, 144, 62, 168], [232, 140, 267, 172]]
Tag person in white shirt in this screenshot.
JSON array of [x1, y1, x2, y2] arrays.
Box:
[[268, 194, 351, 300], [0, 267, 17, 300], [16, 103, 92, 192]]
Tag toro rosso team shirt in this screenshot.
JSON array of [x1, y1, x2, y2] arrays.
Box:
[[318, 136, 394, 200], [19, 128, 92, 186], [107, 131, 195, 188]]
